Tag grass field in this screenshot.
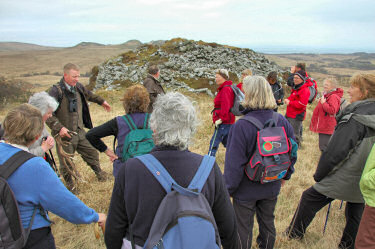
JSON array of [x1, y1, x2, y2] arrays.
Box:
[[1, 87, 349, 249], [0, 45, 364, 248]]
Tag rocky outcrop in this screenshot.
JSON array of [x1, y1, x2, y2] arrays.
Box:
[[91, 38, 284, 95]]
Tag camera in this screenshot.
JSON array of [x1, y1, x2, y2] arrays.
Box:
[[69, 98, 77, 112]]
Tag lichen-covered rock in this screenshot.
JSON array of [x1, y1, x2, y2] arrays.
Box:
[[91, 38, 285, 95]]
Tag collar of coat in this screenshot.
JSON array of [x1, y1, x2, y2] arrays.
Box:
[[218, 80, 233, 91], [336, 98, 375, 122], [147, 74, 160, 83]]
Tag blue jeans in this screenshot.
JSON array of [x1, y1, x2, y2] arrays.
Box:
[[208, 124, 231, 157]]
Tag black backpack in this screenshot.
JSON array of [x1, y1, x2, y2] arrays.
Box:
[[0, 150, 37, 249]]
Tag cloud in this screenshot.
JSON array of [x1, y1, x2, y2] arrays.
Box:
[[0, 0, 374, 51]]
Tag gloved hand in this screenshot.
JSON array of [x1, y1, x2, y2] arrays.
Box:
[[215, 119, 222, 128]]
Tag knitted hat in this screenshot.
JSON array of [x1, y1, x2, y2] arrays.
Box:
[[295, 70, 306, 82], [216, 69, 229, 80]]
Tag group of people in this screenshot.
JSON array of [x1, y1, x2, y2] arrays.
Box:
[[1, 61, 375, 249]]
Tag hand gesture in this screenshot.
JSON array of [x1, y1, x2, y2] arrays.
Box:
[[102, 101, 111, 112], [97, 213, 107, 228], [215, 119, 222, 128], [105, 149, 119, 162], [290, 66, 296, 73], [284, 99, 290, 105], [41, 136, 55, 152], [59, 127, 71, 138], [320, 96, 326, 104]]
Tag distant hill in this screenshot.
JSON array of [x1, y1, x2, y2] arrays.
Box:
[[110, 40, 142, 50], [73, 42, 105, 48], [0, 42, 60, 51]]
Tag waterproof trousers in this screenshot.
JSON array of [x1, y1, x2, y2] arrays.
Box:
[[56, 128, 102, 190], [233, 197, 277, 249], [24, 227, 55, 249], [285, 117, 302, 145], [208, 124, 231, 157], [286, 186, 364, 249]]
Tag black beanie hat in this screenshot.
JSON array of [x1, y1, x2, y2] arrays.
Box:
[[295, 70, 306, 82]]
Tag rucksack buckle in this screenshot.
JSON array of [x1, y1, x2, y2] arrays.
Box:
[[273, 155, 281, 164]]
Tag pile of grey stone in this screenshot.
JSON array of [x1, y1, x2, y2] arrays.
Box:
[[93, 39, 284, 95]]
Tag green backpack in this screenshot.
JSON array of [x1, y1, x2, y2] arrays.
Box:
[[121, 114, 154, 162]]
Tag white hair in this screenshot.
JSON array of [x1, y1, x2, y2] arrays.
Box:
[[150, 92, 197, 150], [242, 76, 277, 110], [28, 92, 59, 115]]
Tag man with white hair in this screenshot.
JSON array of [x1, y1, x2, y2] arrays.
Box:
[[105, 92, 238, 249]]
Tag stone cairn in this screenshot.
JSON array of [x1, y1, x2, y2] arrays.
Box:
[[91, 38, 285, 96]]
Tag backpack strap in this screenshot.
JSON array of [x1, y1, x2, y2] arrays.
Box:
[[137, 154, 178, 193], [240, 116, 264, 130], [0, 150, 35, 179], [137, 154, 200, 197], [143, 113, 150, 129], [188, 155, 216, 193], [272, 112, 279, 126], [122, 115, 137, 131]]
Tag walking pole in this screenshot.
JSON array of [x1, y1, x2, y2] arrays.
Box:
[[323, 202, 332, 235], [208, 127, 218, 157]]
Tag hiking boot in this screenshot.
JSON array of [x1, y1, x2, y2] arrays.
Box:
[[96, 171, 109, 182], [283, 228, 303, 240]]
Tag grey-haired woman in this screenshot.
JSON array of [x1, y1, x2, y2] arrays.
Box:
[[28, 92, 59, 157], [105, 92, 238, 249]]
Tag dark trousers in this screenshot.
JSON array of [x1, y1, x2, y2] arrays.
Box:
[[233, 197, 277, 249], [24, 227, 56, 249], [57, 128, 102, 189], [208, 124, 231, 157], [286, 186, 364, 249], [318, 133, 332, 152], [285, 117, 302, 145]]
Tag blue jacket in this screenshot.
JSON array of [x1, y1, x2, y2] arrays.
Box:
[[0, 142, 99, 230], [224, 109, 296, 202]]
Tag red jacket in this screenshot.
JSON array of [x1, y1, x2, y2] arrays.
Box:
[[212, 81, 235, 124], [286, 83, 310, 120], [309, 88, 343, 134], [236, 82, 244, 92]]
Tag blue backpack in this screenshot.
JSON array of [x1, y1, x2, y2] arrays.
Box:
[[135, 154, 221, 249]]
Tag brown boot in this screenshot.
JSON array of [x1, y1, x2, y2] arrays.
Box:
[[96, 171, 109, 182]]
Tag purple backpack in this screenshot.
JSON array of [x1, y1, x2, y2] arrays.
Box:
[[242, 113, 292, 184]]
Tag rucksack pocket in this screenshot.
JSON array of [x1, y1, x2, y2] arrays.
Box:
[[262, 161, 290, 183]]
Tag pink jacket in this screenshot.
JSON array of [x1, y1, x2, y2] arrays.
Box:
[[309, 88, 344, 134]]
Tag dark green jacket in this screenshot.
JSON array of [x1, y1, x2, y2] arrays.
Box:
[[313, 99, 375, 203]]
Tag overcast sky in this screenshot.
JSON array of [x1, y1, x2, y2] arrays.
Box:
[[1, 0, 374, 52]]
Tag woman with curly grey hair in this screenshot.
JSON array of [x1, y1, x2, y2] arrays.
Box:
[[105, 92, 238, 249], [86, 84, 152, 176], [28, 91, 59, 156]]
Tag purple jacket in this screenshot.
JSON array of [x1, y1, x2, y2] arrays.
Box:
[[224, 109, 296, 202]]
